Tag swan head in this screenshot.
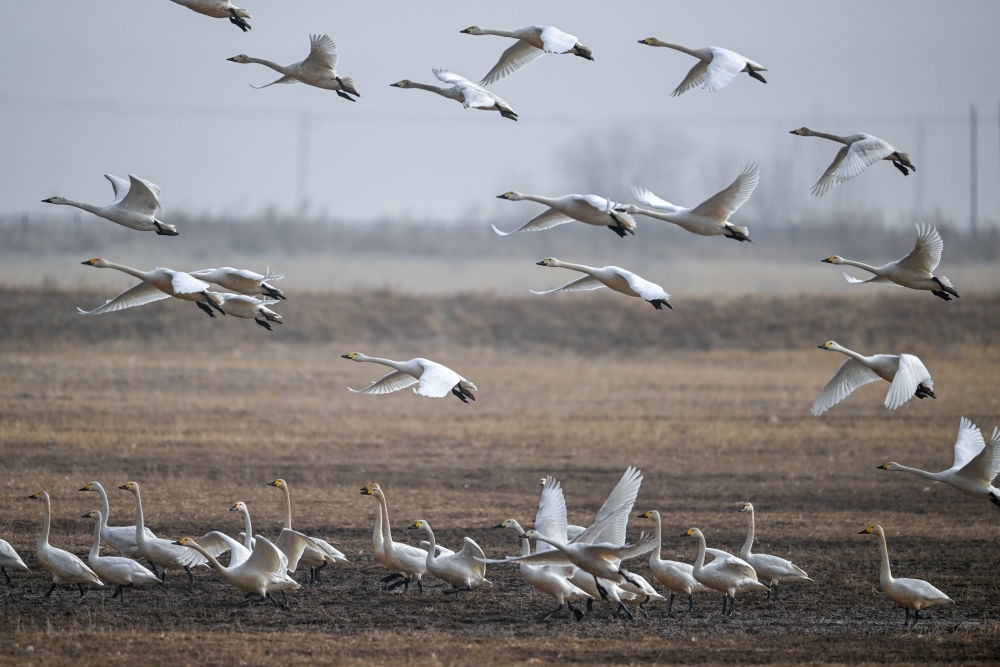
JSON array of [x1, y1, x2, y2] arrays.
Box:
[[409, 520, 429, 531], [637, 510, 659, 520], [41, 196, 69, 205], [739, 501, 754, 513], [82, 509, 101, 520], [341, 352, 367, 361], [174, 537, 197, 548], [79, 481, 101, 492], [460, 26, 484, 35], [789, 127, 812, 136], [536, 258, 558, 267], [229, 501, 247, 512], [28, 491, 46, 501], [817, 340, 838, 351], [266, 478, 287, 490], [683, 527, 701, 538], [82, 257, 109, 268], [119, 481, 139, 493], [390, 80, 415, 89], [858, 524, 883, 536], [227, 54, 252, 64], [821, 256, 845, 264], [877, 462, 902, 471], [637, 37, 663, 46], [360, 482, 383, 496], [497, 191, 523, 201]]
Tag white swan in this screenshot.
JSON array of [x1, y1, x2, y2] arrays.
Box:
[[821, 223, 959, 301], [228, 34, 359, 100], [341, 352, 477, 403], [175, 535, 300, 607], [628, 163, 758, 242], [216, 294, 283, 331], [811, 341, 935, 416], [684, 527, 767, 616], [737, 502, 812, 600], [169, 0, 251, 32], [118, 482, 208, 582], [82, 510, 160, 601], [390, 69, 517, 121], [78, 258, 225, 318], [460, 25, 593, 85], [266, 478, 349, 583], [42, 173, 177, 236], [408, 519, 488, 592], [493, 192, 636, 238], [789, 127, 915, 196], [637, 38, 766, 96], [0, 537, 29, 584], [361, 483, 432, 593], [532, 258, 672, 310], [859, 525, 953, 625], [28, 491, 103, 597], [188, 267, 286, 300], [878, 417, 1000, 506], [637, 510, 708, 611], [79, 481, 157, 558], [229, 501, 256, 553]]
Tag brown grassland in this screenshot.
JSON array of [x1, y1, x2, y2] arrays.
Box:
[[1, 287, 999, 666]]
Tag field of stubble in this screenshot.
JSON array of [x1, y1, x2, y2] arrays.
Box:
[[1, 287, 999, 666]]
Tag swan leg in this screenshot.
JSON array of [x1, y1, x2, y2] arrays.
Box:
[[989, 492, 1000, 508], [915, 385, 936, 400], [688, 593, 695, 612], [228, 7, 251, 32], [196, 302, 217, 319], [614, 601, 635, 621], [535, 602, 564, 622], [607, 223, 628, 238], [666, 592, 675, 612], [44, 583, 57, 598], [153, 221, 178, 236], [309, 561, 327, 584], [1, 567, 10, 585], [637, 595, 651, 619], [78, 583, 86, 597], [451, 384, 476, 403], [184, 566, 194, 584], [567, 600, 584, 622], [253, 318, 273, 331], [586, 598, 594, 613], [593, 576, 609, 601], [892, 160, 911, 176], [112, 584, 124, 601]]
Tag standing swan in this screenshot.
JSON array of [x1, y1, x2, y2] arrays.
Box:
[[789, 127, 915, 196], [0, 537, 30, 584], [878, 417, 1000, 506], [341, 352, 477, 403], [684, 527, 767, 616], [408, 519, 489, 593], [637, 510, 708, 611], [169, 0, 251, 32], [390, 69, 517, 121], [493, 192, 636, 238], [361, 483, 432, 592], [42, 173, 177, 236], [859, 525, 953, 626], [28, 491, 103, 597], [460, 25, 593, 85], [737, 502, 812, 600], [118, 482, 208, 582], [637, 38, 766, 96], [82, 510, 160, 602], [628, 163, 758, 242], [79, 481, 157, 558], [266, 479, 349, 583], [78, 258, 225, 318], [228, 34, 359, 101], [821, 223, 959, 300], [174, 535, 300, 607], [532, 258, 672, 310], [811, 341, 935, 416]]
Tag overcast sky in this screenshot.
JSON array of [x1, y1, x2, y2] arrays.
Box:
[[2, 1, 999, 229]]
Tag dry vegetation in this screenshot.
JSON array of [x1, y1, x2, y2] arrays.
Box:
[[1, 287, 999, 666]]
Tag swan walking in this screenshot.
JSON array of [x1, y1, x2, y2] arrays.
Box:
[[42, 173, 177, 236], [169, 0, 251, 32], [628, 163, 758, 242], [684, 527, 767, 616], [175, 535, 300, 607], [878, 417, 1000, 506], [637, 38, 766, 96], [28, 491, 103, 597], [266, 479, 349, 584], [532, 258, 672, 310], [408, 520, 489, 593], [737, 502, 812, 600], [789, 127, 915, 196], [361, 483, 432, 592], [637, 510, 708, 611], [216, 294, 283, 331], [228, 34, 359, 100], [341, 352, 477, 403], [118, 482, 208, 582], [79, 481, 157, 558], [493, 192, 636, 238], [82, 510, 160, 602], [811, 341, 935, 416], [460, 25, 593, 85], [189, 267, 286, 300], [78, 258, 225, 318], [859, 525, 953, 626], [390, 69, 517, 121], [822, 223, 959, 300], [0, 537, 30, 584]]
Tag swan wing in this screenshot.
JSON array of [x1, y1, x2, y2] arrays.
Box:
[[619, 269, 669, 301], [196, 530, 251, 565], [965, 426, 1000, 484], [535, 476, 570, 548], [884, 354, 932, 410], [77, 282, 171, 316], [689, 163, 760, 220], [702, 48, 744, 92], [492, 208, 573, 236], [168, 270, 213, 296], [104, 173, 131, 203], [480, 39, 545, 85], [811, 358, 882, 416], [822, 137, 894, 191], [538, 26, 578, 53], [896, 223, 943, 273], [531, 275, 606, 295], [950, 416, 987, 471], [456, 537, 487, 576], [630, 186, 683, 213], [413, 359, 469, 398], [303, 34, 338, 70], [251, 74, 298, 89], [434, 71, 502, 110], [671, 60, 709, 97], [246, 534, 288, 574], [589, 466, 642, 546], [119, 175, 162, 215], [349, 369, 420, 395]]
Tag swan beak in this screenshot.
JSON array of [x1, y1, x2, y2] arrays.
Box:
[[41, 197, 55, 203], [821, 257, 833, 263], [226, 56, 239, 62], [817, 344, 827, 349], [340, 354, 352, 359], [493, 523, 505, 529], [518, 533, 529, 539], [876, 464, 889, 469]]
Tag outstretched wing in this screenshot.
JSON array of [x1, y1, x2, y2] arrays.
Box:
[[702, 48, 745, 92], [811, 358, 882, 416], [884, 354, 932, 410], [951, 416, 987, 471], [414, 359, 470, 398], [492, 208, 573, 236], [690, 163, 759, 220], [303, 33, 338, 71], [531, 275, 606, 295], [896, 223, 944, 273], [77, 282, 171, 316], [480, 40, 545, 85], [349, 369, 419, 395], [119, 174, 162, 216]]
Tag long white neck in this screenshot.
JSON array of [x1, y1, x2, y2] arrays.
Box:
[[374, 491, 393, 545], [129, 487, 148, 546], [646, 512, 663, 563], [839, 258, 882, 275], [419, 523, 438, 564], [93, 484, 111, 531], [806, 129, 849, 144], [356, 355, 404, 372], [874, 528, 894, 585], [627, 204, 685, 220], [97, 260, 150, 282], [518, 193, 559, 207], [279, 485, 293, 530], [407, 82, 459, 100], [237, 506, 253, 551], [649, 41, 703, 59], [184, 540, 229, 577], [886, 462, 939, 481], [740, 509, 756, 559], [371, 498, 384, 550], [501, 520, 529, 556], [546, 259, 595, 275], [245, 56, 290, 76], [829, 342, 869, 366], [51, 198, 104, 216], [475, 27, 522, 39], [691, 530, 707, 576], [37, 493, 52, 550], [88, 512, 103, 561]]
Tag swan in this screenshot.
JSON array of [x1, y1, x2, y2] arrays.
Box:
[[27, 491, 103, 597], [266, 479, 349, 583], [496, 518, 591, 621], [637, 38, 766, 96], [42, 173, 177, 236], [229, 501, 256, 553], [628, 163, 758, 242], [0, 537, 30, 584], [82, 510, 160, 601], [878, 417, 1000, 506], [737, 502, 812, 600], [684, 527, 767, 616], [216, 294, 283, 331], [859, 525, 953, 625], [361, 483, 432, 593], [811, 341, 935, 416], [79, 481, 157, 558], [169, 0, 251, 32], [821, 223, 959, 301], [78, 258, 225, 318], [789, 127, 915, 196], [637, 510, 709, 611], [390, 69, 517, 121], [493, 192, 636, 238], [228, 34, 359, 100], [341, 352, 477, 403], [408, 519, 488, 592], [188, 267, 286, 300], [175, 535, 300, 607], [118, 482, 208, 582], [459, 25, 593, 85], [532, 258, 672, 310]]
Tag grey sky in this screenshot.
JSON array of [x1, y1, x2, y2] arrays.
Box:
[[2, 1, 999, 228]]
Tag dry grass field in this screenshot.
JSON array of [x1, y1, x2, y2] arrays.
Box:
[[1, 287, 999, 666]]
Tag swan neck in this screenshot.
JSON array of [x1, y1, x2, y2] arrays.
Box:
[[375, 492, 392, 544], [741, 510, 756, 558], [810, 130, 849, 144], [57, 198, 103, 215], [95, 486, 110, 530], [692, 531, 706, 573], [37, 493, 51, 548], [876, 529, 893, 583], [240, 508, 253, 551], [550, 259, 593, 274], [100, 260, 148, 282], [361, 356, 404, 372], [409, 82, 450, 96], [649, 513, 663, 560], [830, 343, 866, 364], [89, 514, 103, 560], [247, 57, 288, 75], [280, 485, 293, 530], [889, 463, 936, 480], [130, 486, 147, 543], [655, 42, 700, 58], [840, 258, 881, 274], [188, 541, 227, 574]]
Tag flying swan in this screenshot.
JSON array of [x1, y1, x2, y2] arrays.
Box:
[[789, 127, 915, 196], [460, 25, 593, 85], [532, 258, 672, 310], [188, 267, 286, 300], [637, 38, 766, 96], [78, 258, 225, 318], [42, 173, 177, 236], [228, 34, 359, 100], [493, 192, 636, 238], [341, 352, 477, 403], [169, 0, 251, 32], [390, 69, 517, 121]]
